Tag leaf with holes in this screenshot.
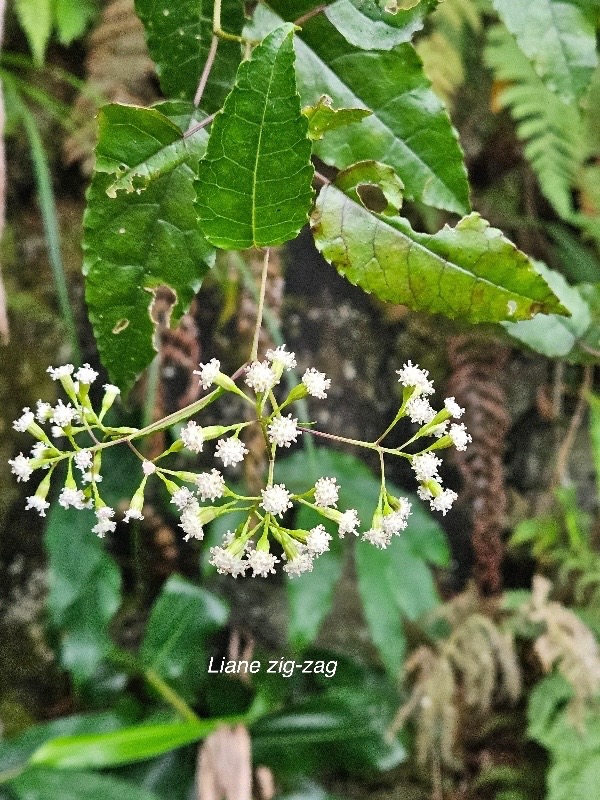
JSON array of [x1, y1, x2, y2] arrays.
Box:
[[325, 0, 439, 50], [492, 0, 598, 104], [312, 177, 568, 323], [134, 0, 244, 108], [83, 102, 214, 393], [195, 24, 314, 249], [303, 95, 371, 141], [250, 4, 469, 214]]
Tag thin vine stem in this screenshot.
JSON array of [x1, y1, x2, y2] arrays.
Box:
[[251, 248, 270, 362], [192, 34, 219, 109]]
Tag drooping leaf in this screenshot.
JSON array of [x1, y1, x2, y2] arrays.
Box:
[[491, 0, 598, 105], [45, 505, 121, 688], [83, 102, 214, 393], [303, 95, 371, 141], [252, 4, 470, 214], [134, 0, 244, 108], [54, 0, 97, 45], [485, 24, 584, 220], [28, 718, 242, 770], [140, 575, 229, 703], [502, 262, 591, 358], [10, 769, 161, 800], [325, 0, 439, 50], [312, 180, 568, 323], [195, 24, 314, 249], [14, 0, 52, 65]]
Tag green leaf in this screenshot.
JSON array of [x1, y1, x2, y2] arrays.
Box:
[[28, 718, 239, 770], [140, 575, 229, 703], [491, 0, 598, 104], [502, 262, 591, 358], [83, 102, 214, 393], [134, 0, 243, 108], [195, 24, 314, 249], [0, 713, 130, 775], [10, 769, 161, 800], [334, 160, 405, 215], [54, 0, 97, 45], [45, 505, 121, 688], [303, 95, 372, 141], [485, 24, 584, 220], [312, 180, 567, 323], [14, 0, 52, 65], [252, 4, 470, 214], [325, 0, 439, 50], [588, 393, 600, 500]]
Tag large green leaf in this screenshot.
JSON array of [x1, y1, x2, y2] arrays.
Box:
[[54, 0, 97, 45], [312, 178, 567, 323], [195, 24, 314, 249], [45, 505, 121, 689], [492, 0, 598, 105], [14, 0, 52, 65], [254, 4, 470, 214], [10, 769, 161, 800], [325, 0, 439, 50], [83, 102, 214, 392], [28, 719, 239, 770], [502, 263, 591, 357], [140, 575, 229, 703], [134, 0, 243, 108]]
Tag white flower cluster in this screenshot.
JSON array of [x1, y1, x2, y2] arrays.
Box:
[[10, 354, 469, 578]]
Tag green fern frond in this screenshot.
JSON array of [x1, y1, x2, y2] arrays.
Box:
[[485, 24, 584, 220]]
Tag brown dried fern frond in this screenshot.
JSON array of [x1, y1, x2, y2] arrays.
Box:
[[447, 335, 511, 595], [522, 575, 600, 727]]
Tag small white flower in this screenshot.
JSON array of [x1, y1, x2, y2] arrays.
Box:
[[411, 452, 442, 482], [47, 364, 74, 380], [362, 527, 391, 549], [25, 495, 50, 516], [74, 450, 93, 474], [417, 485, 433, 501], [430, 488, 458, 515], [51, 399, 79, 429], [103, 383, 120, 395], [9, 453, 33, 482], [449, 423, 472, 452], [92, 507, 116, 537], [261, 483, 293, 517], [193, 358, 221, 390], [306, 525, 332, 554], [179, 500, 204, 541], [444, 397, 464, 419], [30, 442, 47, 460], [396, 361, 434, 396], [245, 360, 278, 393], [302, 368, 331, 399], [283, 552, 314, 576], [338, 509, 360, 537], [58, 487, 89, 510], [431, 421, 449, 438], [35, 401, 53, 423], [382, 505, 411, 535], [196, 469, 226, 501], [13, 407, 35, 433], [209, 546, 248, 578], [266, 345, 296, 371], [407, 397, 436, 425], [75, 363, 98, 385], [314, 476, 339, 508], [215, 437, 248, 468], [267, 414, 299, 448], [123, 508, 144, 523], [142, 460, 156, 476], [180, 421, 204, 453], [171, 487, 195, 511], [248, 549, 280, 577], [51, 426, 64, 439]]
